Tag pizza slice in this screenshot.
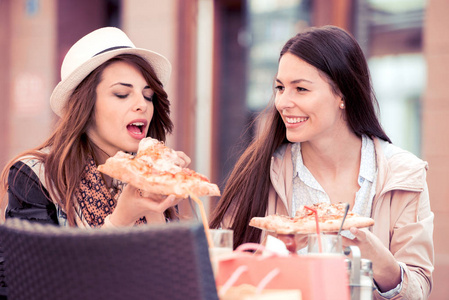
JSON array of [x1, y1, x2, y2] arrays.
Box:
[[97, 137, 221, 198], [249, 214, 299, 234], [249, 202, 374, 234]]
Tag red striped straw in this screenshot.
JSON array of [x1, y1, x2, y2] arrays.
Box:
[[304, 206, 322, 253]]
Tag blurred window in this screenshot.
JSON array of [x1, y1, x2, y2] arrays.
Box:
[[360, 0, 425, 155], [245, 0, 311, 111], [369, 54, 424, 156]]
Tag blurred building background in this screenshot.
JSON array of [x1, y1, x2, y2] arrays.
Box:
[[0, 0, 447, 298]]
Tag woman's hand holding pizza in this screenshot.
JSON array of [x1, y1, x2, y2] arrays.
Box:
[[342, 227, 401, 293], [107, 184, 183, 226]]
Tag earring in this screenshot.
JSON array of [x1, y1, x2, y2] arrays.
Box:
[[340, 102, 345, 109]]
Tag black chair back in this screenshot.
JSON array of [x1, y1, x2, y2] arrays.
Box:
[[0, 219, 218, 300]]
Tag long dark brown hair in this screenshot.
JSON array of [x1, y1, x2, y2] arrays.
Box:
[[210, 25, 390, 248], [0, 54, 173, 225]]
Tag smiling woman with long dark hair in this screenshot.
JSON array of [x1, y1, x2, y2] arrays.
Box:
[[210, 25, 434, 299]]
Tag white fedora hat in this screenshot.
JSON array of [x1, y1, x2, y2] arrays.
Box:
[[50, 27, 172, 117]]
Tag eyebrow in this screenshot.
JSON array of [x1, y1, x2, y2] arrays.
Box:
[[110, 82, 151, 89], [111, 82, 132, 88], [276, 78, 313, 85]]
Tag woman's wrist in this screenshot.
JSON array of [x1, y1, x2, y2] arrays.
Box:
[[373, 260, 402, 292], [144, 211, 167, 224], [103, 213, 135, 227], [103, 214, 118, 228]]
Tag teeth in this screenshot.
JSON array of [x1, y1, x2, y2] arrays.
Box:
[[286, 117, 308, 124], [131, 122, 144, 126]]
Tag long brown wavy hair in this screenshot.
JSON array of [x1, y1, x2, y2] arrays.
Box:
[[0, 54, 173, 225], [209, 25, 391, 248]]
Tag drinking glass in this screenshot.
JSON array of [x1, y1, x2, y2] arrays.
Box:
[[307, 233, 343, 255], [208, 229, 233, 276]]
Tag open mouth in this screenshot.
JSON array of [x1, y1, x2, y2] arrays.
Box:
[[127, 121, 146, 135]]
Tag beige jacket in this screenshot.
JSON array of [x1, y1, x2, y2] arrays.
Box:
[[267, 137, 434, 300]]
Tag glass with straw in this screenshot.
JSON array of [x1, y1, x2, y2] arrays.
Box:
[[305, 205, 343, 255]]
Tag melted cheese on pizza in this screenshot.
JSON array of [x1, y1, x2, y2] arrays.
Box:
[[295, 203, 354, 221], [135, 138, 182, 174]]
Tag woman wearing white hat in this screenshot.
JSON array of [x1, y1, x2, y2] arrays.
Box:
[[0, 27, 190, 227]]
